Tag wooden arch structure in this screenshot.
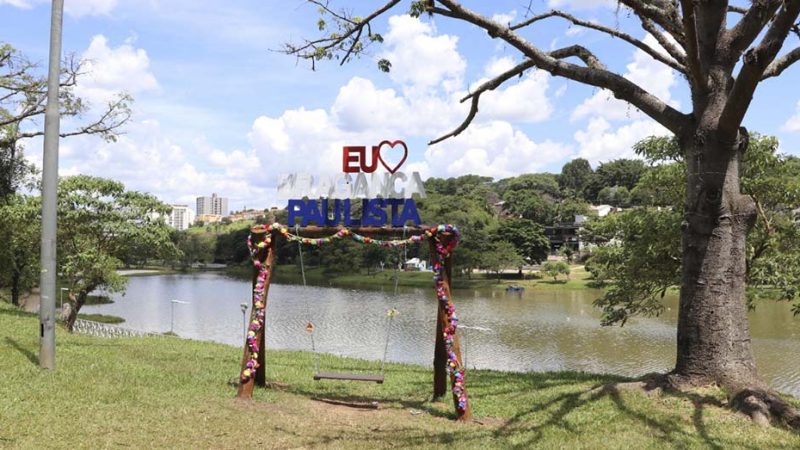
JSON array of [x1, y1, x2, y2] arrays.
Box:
[[235, 223, 471, 421]]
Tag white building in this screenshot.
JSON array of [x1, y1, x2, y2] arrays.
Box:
[[196, 193, 228, 216], [169, 205, 196, 230], [404, 258, 427, 271]]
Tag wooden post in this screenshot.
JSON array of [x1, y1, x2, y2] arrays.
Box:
[[430, 234, 471, 421], [431, 239, 448, 400], [237, 228, 277, 399]]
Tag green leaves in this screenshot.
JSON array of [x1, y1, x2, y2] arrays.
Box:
[[377, 58, 392, 73], [542, 261, 570, 282], [587, 133, 800, 325], [584, 208, 682, 326], [56, 175, 178, 315]]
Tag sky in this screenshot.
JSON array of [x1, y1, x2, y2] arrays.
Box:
[[1, 0, 799, 211]]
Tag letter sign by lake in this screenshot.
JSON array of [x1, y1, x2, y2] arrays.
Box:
[[280, 140, 425, 227]]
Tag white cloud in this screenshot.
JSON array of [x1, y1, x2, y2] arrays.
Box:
[[426, 121, 572, 178], [0, 0, 117, 16], [380, 15, 466, 93], [484, 56, 516, 78], [569, 34, 677, 164], [572, 35, 678, 123], [75, 35, 158, 107], [479, 70, 555, 123], [574, 117, 668, 164], [491, 10, 517, 25], [783, 100, 800, 132], [66, 0, 117, 17], [330, 77, 409, 133], [0, 0, 32, 8], [548, 0, 616, 9]]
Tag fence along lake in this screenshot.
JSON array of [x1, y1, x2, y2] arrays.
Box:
[[83, 272, 800, 397]]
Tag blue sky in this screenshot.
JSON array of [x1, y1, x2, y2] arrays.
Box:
[[2, 0, 799, 211]]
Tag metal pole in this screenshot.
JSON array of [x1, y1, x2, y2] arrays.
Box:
[[170, 300, 175, 334], [39, 0, 64, 370]]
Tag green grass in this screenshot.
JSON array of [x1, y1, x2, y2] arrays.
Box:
[[75, 313, 125, 324], [1, 302, 798, 449]]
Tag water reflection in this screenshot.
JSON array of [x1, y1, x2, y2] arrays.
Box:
[[84, 273, 800, 396]]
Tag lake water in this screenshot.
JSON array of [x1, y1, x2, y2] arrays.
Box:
[[83, 272, 800, 397]]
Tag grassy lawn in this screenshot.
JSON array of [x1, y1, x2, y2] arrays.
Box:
[[268, 265, 597, 292], [1, 302, 798, 449], [75, 313, 125, 324]]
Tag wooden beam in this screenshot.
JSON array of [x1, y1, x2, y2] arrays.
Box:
[[432, 239, 448, 400], [250, 224, 444, 238], [237, 230, 277, 398], [430, 235, 471, 421]]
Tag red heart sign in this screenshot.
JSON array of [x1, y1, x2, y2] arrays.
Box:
[[376, 140, 408, 174]]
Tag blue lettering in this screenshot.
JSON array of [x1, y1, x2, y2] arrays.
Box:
[[365, 199, 387, 226], [398, 199, 421, 226], [287, 199, 305, 226], [288, 197, 420, 227]]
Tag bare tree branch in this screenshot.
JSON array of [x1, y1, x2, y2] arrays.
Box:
[[728, 5, 748, 15], [761, 46, 800, 79], [721, 0, 800, 137], [510, 10, 686, 73], [679, 0, 707, 91], [282, 0, 401, 68], [429, 60, 536, 145], [430, 41, 620, 145], [617, 0, 685, 43], [432, 0, 689, 135], [726, 0, 782, 60], [640, 18, 688, 66]]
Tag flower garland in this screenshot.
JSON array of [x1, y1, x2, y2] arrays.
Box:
[[240, 223, 468, 414], [240, 230, 274, 383], [430, 224, 468, 413]]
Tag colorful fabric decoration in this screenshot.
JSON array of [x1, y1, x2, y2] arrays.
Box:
[[239, 223, 467, 414], [430, 224, 468, 413], [240, 232, 272, 383]]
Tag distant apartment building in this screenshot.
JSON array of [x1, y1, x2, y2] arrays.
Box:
[[169, 205, 196, 231], [197, 214, 223, 224], [228, 209, 265, 223], [196, 193, 228, 217]]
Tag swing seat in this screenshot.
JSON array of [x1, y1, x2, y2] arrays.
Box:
[[313, 372, 385, 383]]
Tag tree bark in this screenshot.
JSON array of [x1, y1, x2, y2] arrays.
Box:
[[65, 291, 86, 332], [673, 127, 759, 388]]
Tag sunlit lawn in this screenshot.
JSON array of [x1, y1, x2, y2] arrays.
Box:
[[2, 302, 798, 449]]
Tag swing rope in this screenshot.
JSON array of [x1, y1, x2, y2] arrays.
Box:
[[297, 224, 319, 375], [296, 224, 401, 382]]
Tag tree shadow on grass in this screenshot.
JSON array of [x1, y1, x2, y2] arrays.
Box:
[[4, 337, 36, 365], [491, 377, 770, 450]]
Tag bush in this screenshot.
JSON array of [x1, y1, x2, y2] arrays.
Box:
[[542, 261, 570, 281]]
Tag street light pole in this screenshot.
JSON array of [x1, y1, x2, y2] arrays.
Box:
[[170, 299, 190, 334], [39, 0, 65, 370], [240, 302, 248, 342]]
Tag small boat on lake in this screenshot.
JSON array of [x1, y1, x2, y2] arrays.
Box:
[[505, 285, 525, 293]]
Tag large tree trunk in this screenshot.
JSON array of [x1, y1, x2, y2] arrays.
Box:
[[65, 291, 86, 332], [673, 127, 759, 388]]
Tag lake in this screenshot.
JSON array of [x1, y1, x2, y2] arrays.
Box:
[[83, 272, 800, 396]]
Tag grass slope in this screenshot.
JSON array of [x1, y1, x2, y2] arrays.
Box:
[[266, 265, 598, 292], [1, 303, 798, 449]]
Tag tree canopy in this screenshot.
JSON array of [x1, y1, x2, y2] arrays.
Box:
[[58, 176, 178, 330]]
